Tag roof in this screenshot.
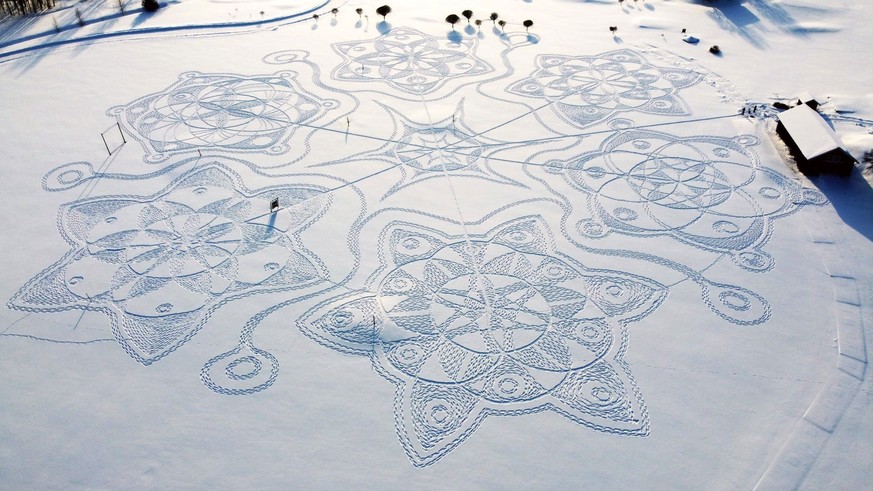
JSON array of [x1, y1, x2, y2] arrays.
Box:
[[797, 91, 819, 104], [777, 104, 848, 160]]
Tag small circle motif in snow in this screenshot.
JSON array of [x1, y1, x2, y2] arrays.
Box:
[[399, 345, 423, 364], [58, 170, 84, 184], [586, 166, 607, 179], [591, 385, 613, 403], [226, 356, 263, 381], [713, 220, 740, 234], [614, 207, 638, 221], [578, 220, 608, 238], [605, 284, 624, 298], [719, 291, 751, 311], [330, 310, 354, 328]]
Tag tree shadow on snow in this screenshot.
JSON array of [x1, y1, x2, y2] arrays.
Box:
[[376, 21, 391, 35], [692, 0, 767, 48]]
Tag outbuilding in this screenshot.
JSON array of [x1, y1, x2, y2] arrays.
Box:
[[775, 104, 856, 175], [796, 91, 821, 110]]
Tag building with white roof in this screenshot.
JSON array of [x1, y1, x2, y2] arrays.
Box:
[[776, 104, 855, 175]]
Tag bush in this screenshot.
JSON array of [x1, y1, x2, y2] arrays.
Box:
[[142, 0, 160, 12], [376, 5, 391, 20], [446, 14, 460, 30]]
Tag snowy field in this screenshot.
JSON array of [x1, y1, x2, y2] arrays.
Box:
[[1, 0, 871, 488]]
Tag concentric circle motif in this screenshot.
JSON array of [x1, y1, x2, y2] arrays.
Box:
[[114, 73, 328, 162], [509, 50, 702, 128], [376, 241, 614, 384], [332, 27, 492, 95], [562, 129, 824, 261]]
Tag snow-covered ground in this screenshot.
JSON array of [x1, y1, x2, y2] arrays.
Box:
[[1, 0, 871, 488]]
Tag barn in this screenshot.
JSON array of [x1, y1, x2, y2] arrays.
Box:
[[776, 104, 856, 175]]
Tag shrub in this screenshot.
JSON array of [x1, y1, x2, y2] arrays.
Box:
[[376, 5, 391, 20], [142, 0, 159, 12], [446, 14, 460, 30]]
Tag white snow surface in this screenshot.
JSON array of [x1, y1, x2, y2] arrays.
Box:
[[1, 0, 871, 489]]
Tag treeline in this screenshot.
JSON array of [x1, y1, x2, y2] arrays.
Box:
[[1, 0, 56, 16]]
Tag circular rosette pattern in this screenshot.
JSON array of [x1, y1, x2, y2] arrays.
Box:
[[331, 27, 492, 96], [508, 50, 701, 128], [564, 130, 826, 269], [110, 71, 334, 162], [377, 242, 606, 389], [375, 240, 663, 404], [9, 164, 329, 364]]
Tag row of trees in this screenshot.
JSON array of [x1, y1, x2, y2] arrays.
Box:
[[444, 10, 534, 33], [1, 0, 56, 16], [312, 5, 391, 23]]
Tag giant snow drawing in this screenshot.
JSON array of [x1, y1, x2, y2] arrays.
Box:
[[331, 27, 492, 96], [8, 27, 828, 467], [9, 163, 334, 365], [111, 71, 340, 163], [539, 128, 827, 272], [507, 50, 702, 129], [300, 215, 664, 466]]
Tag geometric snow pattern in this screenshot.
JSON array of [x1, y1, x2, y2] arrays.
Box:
[[109, 71, 335, 162], [299, 216, 666, 466], [347, 103, 523, 199], [331, 27, 492, 95], [8, 163, 330, 365], [14, 30, 836, 469], [553, 130, 827, 272], [508, 50, 702, 128]]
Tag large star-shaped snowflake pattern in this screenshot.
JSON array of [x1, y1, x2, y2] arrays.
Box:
[[508, 50, 702, 128], [312, 102, 524, 200], [109, 71, 337, 162], [299, 216, 666, 466], [8, 163, 330, 365], [331, 27, 492, 95]]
